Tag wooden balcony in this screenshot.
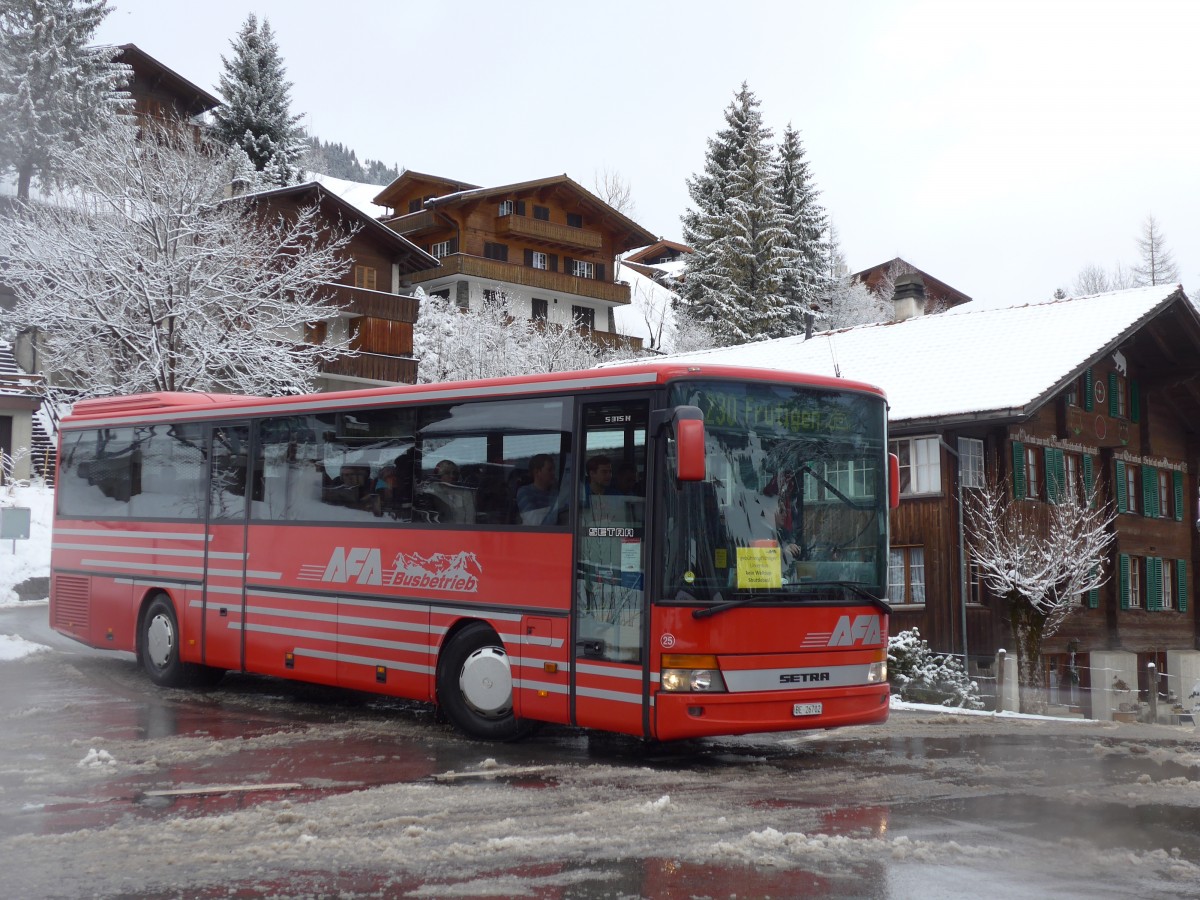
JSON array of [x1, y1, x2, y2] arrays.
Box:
[[494, 214, 603, 251], [408, 254, 631, 306], [318, 351, 417, 385], [323, 283, 419, 323], [383, 208, 442, 238]]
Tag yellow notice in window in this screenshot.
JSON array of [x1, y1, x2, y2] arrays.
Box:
[[736, 546, 782, 590]]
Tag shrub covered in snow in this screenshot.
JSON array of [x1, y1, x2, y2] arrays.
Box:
[[887, 628, 984, 709]]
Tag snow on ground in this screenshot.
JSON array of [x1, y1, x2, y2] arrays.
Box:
[[0, 481, 52, 606]]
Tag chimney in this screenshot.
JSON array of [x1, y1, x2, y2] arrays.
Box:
[[893, 272, 927, 322]]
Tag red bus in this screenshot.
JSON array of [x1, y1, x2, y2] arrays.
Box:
[[49, 362, 897, 741]]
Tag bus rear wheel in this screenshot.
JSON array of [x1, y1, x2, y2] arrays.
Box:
[[437, 622, 533, 741], [141, 595, 223, 689]]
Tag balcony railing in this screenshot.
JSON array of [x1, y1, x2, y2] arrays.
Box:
[[407, 254, 631, 306], [383, 208, 442, 238], [318, 351, 417, 385], [494, 214, 603, 251], [323, 283, 418, 323]]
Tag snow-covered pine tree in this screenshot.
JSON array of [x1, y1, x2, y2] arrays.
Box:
[[680, 82, 773, 345], [774, 123, 829, 334], [0, 0, 131, 200], [211, 14, 304, 186]]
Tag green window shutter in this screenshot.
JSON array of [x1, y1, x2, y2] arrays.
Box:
[[1115, 460, 1127, 513], [1084, 368, 1094, 411], [1177, 560, 1188, 612], [1119, 554, 1131, 610], [1055, 449, 1066, 503], [1147, 557, 1162, 611], [1108, 372, 1119, 417], [1174, 471, 1185, 522], [1044, 448, 1056, 503], [1086, 565, 1100, 609], [1083, 454, 1095, 506], [1045, 448, 1065, 504], [1142, 466, 1158, 518], [1130, 379, 1140, 423], [1011, 441, 1026, 498]]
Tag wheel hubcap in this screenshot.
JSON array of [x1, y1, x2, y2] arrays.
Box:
[[146, 613, 174, 669], [459, 646, 512, 717]]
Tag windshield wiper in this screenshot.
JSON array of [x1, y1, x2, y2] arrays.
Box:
[[692, 592, 774, 619], [691, 581, 891, 619], [794, 580, 892, 615]]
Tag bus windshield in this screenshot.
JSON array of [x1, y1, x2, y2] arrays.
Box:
[[664, 380, 888, 603]]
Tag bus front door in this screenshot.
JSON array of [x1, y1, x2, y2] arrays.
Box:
[[572, 399, 650, 736], [200, 423, 250, 671]]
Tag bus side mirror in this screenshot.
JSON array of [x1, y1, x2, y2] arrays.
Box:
[[676, 418, 706, 482], [889, 452, 900, 509]]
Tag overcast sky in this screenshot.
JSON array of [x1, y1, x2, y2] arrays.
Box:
[[96, 0, 1200, 306]]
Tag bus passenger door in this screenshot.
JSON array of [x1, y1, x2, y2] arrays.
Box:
[[201, 423, 250, 671], [572, 399, 650, 736]]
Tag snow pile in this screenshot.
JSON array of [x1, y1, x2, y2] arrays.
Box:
[[0, 482, 53, 607], [0, 633, 49, 660], [77, 748, 116, 768]]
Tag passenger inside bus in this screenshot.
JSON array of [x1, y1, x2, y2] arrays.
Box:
[[516, 453, 560, 525]]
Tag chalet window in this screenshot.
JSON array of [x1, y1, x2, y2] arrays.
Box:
[[531, 251, 548, 270], [533, 205, 550, 221], [1108, 372, 1139, 420], [571, 305, 595, 331], [1157, 470, 1171, 519], [887, 547, 926, 605], [572, 259, 594, 279], [1065, 452, 1080, 502], [354, 265, 377, 290], [431, 241, 452, 260], [483, 289, 503, 308], [1163, 559, 1175, 610], [431, 288, 451, 300], [531, 298, 548, 321], [498, 200, 514, 216], [1125, 463, 1139, 514], [1119, 554, 1142, 609], [889, 436, 939, 495], [408, 199, 422, 213], [1024, 446, 1040, 500], [483, 242, 509, 262], [1064, 378, 1078, 407], [958, 437, 984, 489]]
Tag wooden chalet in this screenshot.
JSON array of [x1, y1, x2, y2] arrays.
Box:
[[116, 44, 221, 137], [666, 281, 1200, 719], [236, 182, 439, 389], [374, 171, 656, 352]]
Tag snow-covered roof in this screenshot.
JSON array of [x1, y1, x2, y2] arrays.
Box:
[[662, 285, 1191, 426], [305, 172, 389, 219]]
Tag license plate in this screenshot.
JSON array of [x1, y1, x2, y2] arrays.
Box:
[[793, 702, 823, 717]]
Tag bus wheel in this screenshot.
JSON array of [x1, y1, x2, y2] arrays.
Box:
[[437, 623, 531, 741], [141, 595, 222, 689]]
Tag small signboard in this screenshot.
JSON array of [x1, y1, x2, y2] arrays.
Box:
[[0, 506, 31, 541]]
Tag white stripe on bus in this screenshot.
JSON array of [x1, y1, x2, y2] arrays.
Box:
[[292, 647, 434, 675], [513, 678, 569, 696], [575, 661, 643, 680], [57, 543, 242, 559], [56, 528, 209, 541], [575, 685, 644, 705], [82, 559, 204, 576], [236, 622, 432, 656]]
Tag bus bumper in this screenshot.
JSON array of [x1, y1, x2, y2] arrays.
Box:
[[653, 684, 890, 741]]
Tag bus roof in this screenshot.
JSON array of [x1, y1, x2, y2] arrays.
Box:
[[60, 362, 888, 429]]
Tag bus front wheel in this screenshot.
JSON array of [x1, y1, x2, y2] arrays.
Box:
[[140, 595, 222, 689], [437, 623, 532, 741]]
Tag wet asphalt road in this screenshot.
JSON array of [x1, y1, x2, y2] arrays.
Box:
[[3, 600, 1200, 899]]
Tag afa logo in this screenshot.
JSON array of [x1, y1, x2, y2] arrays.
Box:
[[321, 547, 384, 585], [828, 614, 882, 647], [303, 546, 482, 593]]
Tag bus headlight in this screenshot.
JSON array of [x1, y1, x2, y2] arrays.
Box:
[[661, 655, 727, 693], [867, 661, 887, 683]]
